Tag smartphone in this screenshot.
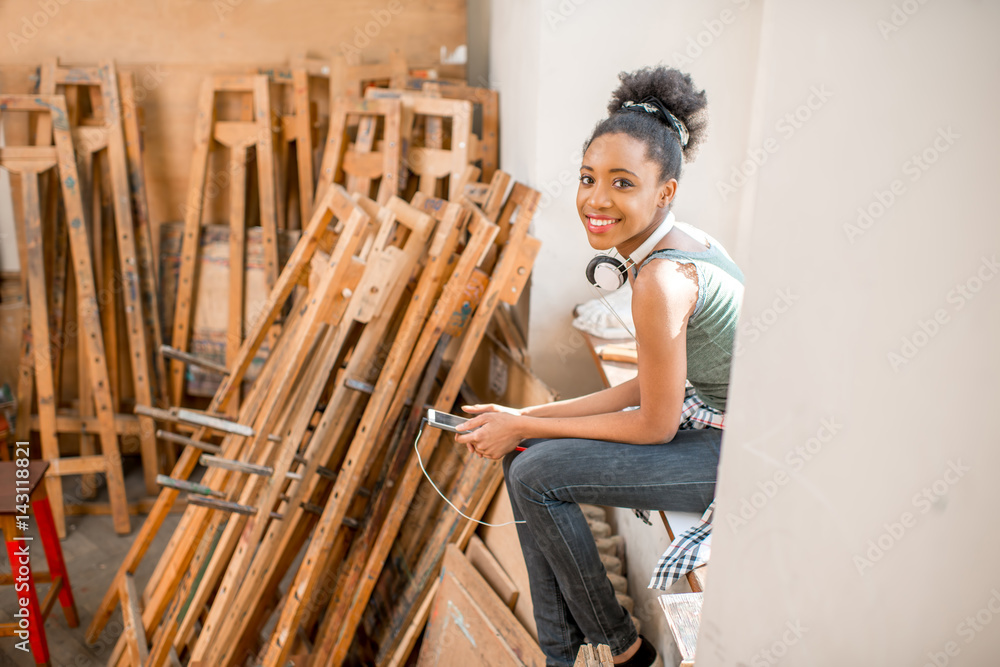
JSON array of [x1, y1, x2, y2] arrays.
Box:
[[426, 409, 472, 433], [426, 409, 526, 451]]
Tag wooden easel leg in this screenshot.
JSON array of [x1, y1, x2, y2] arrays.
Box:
[[101, 61, 161, 496], [292, 68, 314, 226], [227, 145, 247, 417], [19, 172, 67, 539], [13, 192, 34, 448], [170, 78, 216, 408], [253, 75, 280, 289], [53, 101, 131, 535]]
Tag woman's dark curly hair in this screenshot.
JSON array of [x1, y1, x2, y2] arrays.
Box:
[[584, 66, 709, 183]]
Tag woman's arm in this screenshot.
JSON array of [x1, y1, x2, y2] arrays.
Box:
[[467, 376, 640, 420], [456, 260, 698, 458]]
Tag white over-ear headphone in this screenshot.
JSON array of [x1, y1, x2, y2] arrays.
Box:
[[585, 212, 675, 290]]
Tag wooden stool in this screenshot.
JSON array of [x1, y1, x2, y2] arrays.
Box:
[[0, 460, 79, 666]]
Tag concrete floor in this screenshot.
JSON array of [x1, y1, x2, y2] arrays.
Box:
[[0, 458, 182, 666]]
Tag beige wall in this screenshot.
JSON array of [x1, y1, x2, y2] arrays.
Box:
[[490, 1, 765, 661], [492, 0, 764, 401], [702, 1, 1000, 665], [493, 0, 1000, 664], [0, 0, 466, 273]]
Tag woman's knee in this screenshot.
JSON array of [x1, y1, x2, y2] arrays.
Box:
[[503, 441, 566, 497]]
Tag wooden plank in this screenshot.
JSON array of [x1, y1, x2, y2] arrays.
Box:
[[17, 170, 66, 536], [127, 195, 372, 665], [659, 592, 703, 664], [290, 209, 501, 667], [464, 530, 518, 611], [324, 192, 538, 666], [119, 71, 170, 409], [85, 185, 352, 645], [226, 140, 247, 415], [416, 545, 545, 667], [291, 66, 315, 223], [196, 196, 436, 665], [99, 60, 160, 496], [573, 644, 615, 666], [169, 77, 216, 407], [253, 74, 280, 288], [121, 573, 149, 666]]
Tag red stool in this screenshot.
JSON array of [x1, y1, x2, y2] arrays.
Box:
[[0, 460, 78, 666]]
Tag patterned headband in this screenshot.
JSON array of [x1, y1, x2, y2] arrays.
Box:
[[621, 96, 690, 148]]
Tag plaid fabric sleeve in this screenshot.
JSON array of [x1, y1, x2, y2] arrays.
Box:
[[648, 502, 714, 591]]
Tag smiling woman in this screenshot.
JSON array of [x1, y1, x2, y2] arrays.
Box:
[[454, 66, 744, 667]]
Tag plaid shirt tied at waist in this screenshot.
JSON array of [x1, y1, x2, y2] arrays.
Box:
[[632, 383, 722, 591]]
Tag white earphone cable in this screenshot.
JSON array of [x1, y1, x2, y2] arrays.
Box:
[[414, 419, 525, 527], [589, 281, 637, 340]]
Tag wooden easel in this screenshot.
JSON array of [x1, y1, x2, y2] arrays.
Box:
[[316, 97, 403, 205], [84, 184, 366, 655], [418, 80, 500, 182], [329, 50, 408, 101], [102, 187, 376, 665], [274, 184, 540, 666], [181, 194, 437, 665], [169, 75, 281, 411], [37, 59, 163, 499], [0, 94, 131, 536], [365, 88, 474, 201], [260, 56, 330, 229]]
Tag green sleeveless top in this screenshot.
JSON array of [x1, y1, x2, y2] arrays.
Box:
[[637, 223, 744, 412]]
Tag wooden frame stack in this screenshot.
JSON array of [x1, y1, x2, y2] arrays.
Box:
[[260, 56, 330, 230], [1, 94, 132, 536], [316, 97, 403, 206], [85, 183, 368, 657], [364, 90, 474, 201], [169, 74, 281, 411], [35, 58, 165, 503]]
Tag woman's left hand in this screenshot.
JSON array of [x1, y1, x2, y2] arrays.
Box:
[[454, 408, 525, 460]]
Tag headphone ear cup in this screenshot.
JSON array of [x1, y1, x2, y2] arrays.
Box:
[[586, 255, 628, 290]]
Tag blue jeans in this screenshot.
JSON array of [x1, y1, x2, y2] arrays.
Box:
[[502, 429, 722, 667]]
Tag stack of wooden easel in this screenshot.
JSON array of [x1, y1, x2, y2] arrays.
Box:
[[8, 52, 554, 666], [2, 60, 169, 539], [87, 175, 544, 665]]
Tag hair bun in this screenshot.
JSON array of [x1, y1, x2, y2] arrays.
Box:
[[608, 67, 708, 162]]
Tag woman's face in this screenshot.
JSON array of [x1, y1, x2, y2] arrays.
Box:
[[576, 132, 675, 255]]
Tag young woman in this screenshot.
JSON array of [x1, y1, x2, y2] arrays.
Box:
[[455, 66, 744, 667]]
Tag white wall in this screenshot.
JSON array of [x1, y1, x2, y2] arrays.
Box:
[[701, 1, 1000, 665], [493, 0, 765, 400], [493, 1, 1000, 665], [490, 1, 765, 662]]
